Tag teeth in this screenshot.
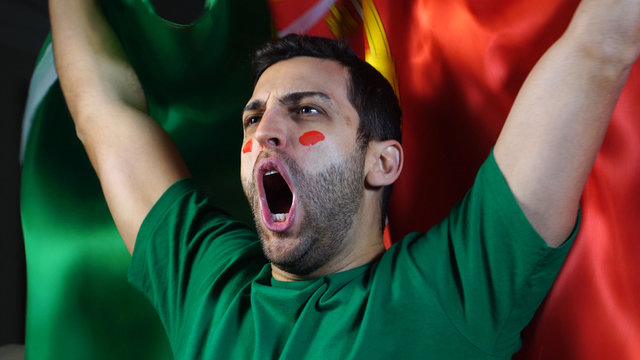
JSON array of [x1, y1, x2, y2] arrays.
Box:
[[265, 170, 279, 176], [271, 213, 287, 222]]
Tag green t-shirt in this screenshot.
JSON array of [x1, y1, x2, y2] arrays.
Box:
[[129, 152, 576, 359]]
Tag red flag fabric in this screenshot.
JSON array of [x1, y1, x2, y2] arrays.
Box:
[[268, 0, 640, 358]]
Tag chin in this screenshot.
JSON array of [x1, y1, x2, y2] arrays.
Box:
[[259, 226, 345, 276], [257, 227, 309, 271]]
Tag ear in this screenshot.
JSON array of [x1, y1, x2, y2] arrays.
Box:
[[365, 140, 404, 187]]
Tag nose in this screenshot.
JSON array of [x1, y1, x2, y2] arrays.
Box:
[[254, 107, 287, 149]]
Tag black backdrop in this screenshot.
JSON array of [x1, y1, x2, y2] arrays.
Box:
[[0, 0, 48, 346]]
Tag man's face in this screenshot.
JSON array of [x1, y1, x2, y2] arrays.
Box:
[[240, 57, 366, 276]]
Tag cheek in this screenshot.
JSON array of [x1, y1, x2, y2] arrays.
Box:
[[299, 131, 325, 146], [240, 160, 254, 187], [242, 139, 253, 154]]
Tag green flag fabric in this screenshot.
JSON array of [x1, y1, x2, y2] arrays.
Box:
[[20, 1, 270, 358]]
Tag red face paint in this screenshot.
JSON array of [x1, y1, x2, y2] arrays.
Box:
[[242, 139, 253, 154], [299, 131, 325, 146]]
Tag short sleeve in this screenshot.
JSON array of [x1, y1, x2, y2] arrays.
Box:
[[128, 179, 265, 348], [399, 151, 577, 356]]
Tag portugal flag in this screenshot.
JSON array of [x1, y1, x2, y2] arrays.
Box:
[[22, 0, 639, 359]]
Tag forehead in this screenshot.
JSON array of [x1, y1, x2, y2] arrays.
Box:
[[250, 57, 350, 102]]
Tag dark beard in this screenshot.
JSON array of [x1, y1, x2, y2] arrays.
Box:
[[243, 149, 365, 276]]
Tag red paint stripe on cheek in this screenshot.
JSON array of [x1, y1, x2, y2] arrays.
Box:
[[242, 139, 253, 154], [299, 131, 325, 146]]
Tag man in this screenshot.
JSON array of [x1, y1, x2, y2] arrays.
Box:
[[49, 0, 640, 358]]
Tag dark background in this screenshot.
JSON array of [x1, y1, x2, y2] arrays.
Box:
[[0, 0, 204, 346], [0, 0, 49, 346]]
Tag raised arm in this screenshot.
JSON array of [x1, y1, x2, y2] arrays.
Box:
[[50, 0, 190, 253], [493, 0, 640, 247]]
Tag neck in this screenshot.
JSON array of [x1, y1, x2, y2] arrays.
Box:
[[271, 238, 384, 282]]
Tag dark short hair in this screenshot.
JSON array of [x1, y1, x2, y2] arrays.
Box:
[[252, 34, 402, 231]]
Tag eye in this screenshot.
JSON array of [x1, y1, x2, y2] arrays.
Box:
[[244, 114, 261, 128], [297, 106, 320, 115]]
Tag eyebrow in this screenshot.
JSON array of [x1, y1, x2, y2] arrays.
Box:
[[243, 99, 264, 113], [242, 91, 332, 113], [279, 91, 331, 106]]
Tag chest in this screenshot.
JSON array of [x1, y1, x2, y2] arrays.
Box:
[[177, 281, 499, 359]]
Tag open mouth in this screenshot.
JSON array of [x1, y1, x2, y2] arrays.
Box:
[[257, 158, 297, 232], [264, 170, 293, 221]]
